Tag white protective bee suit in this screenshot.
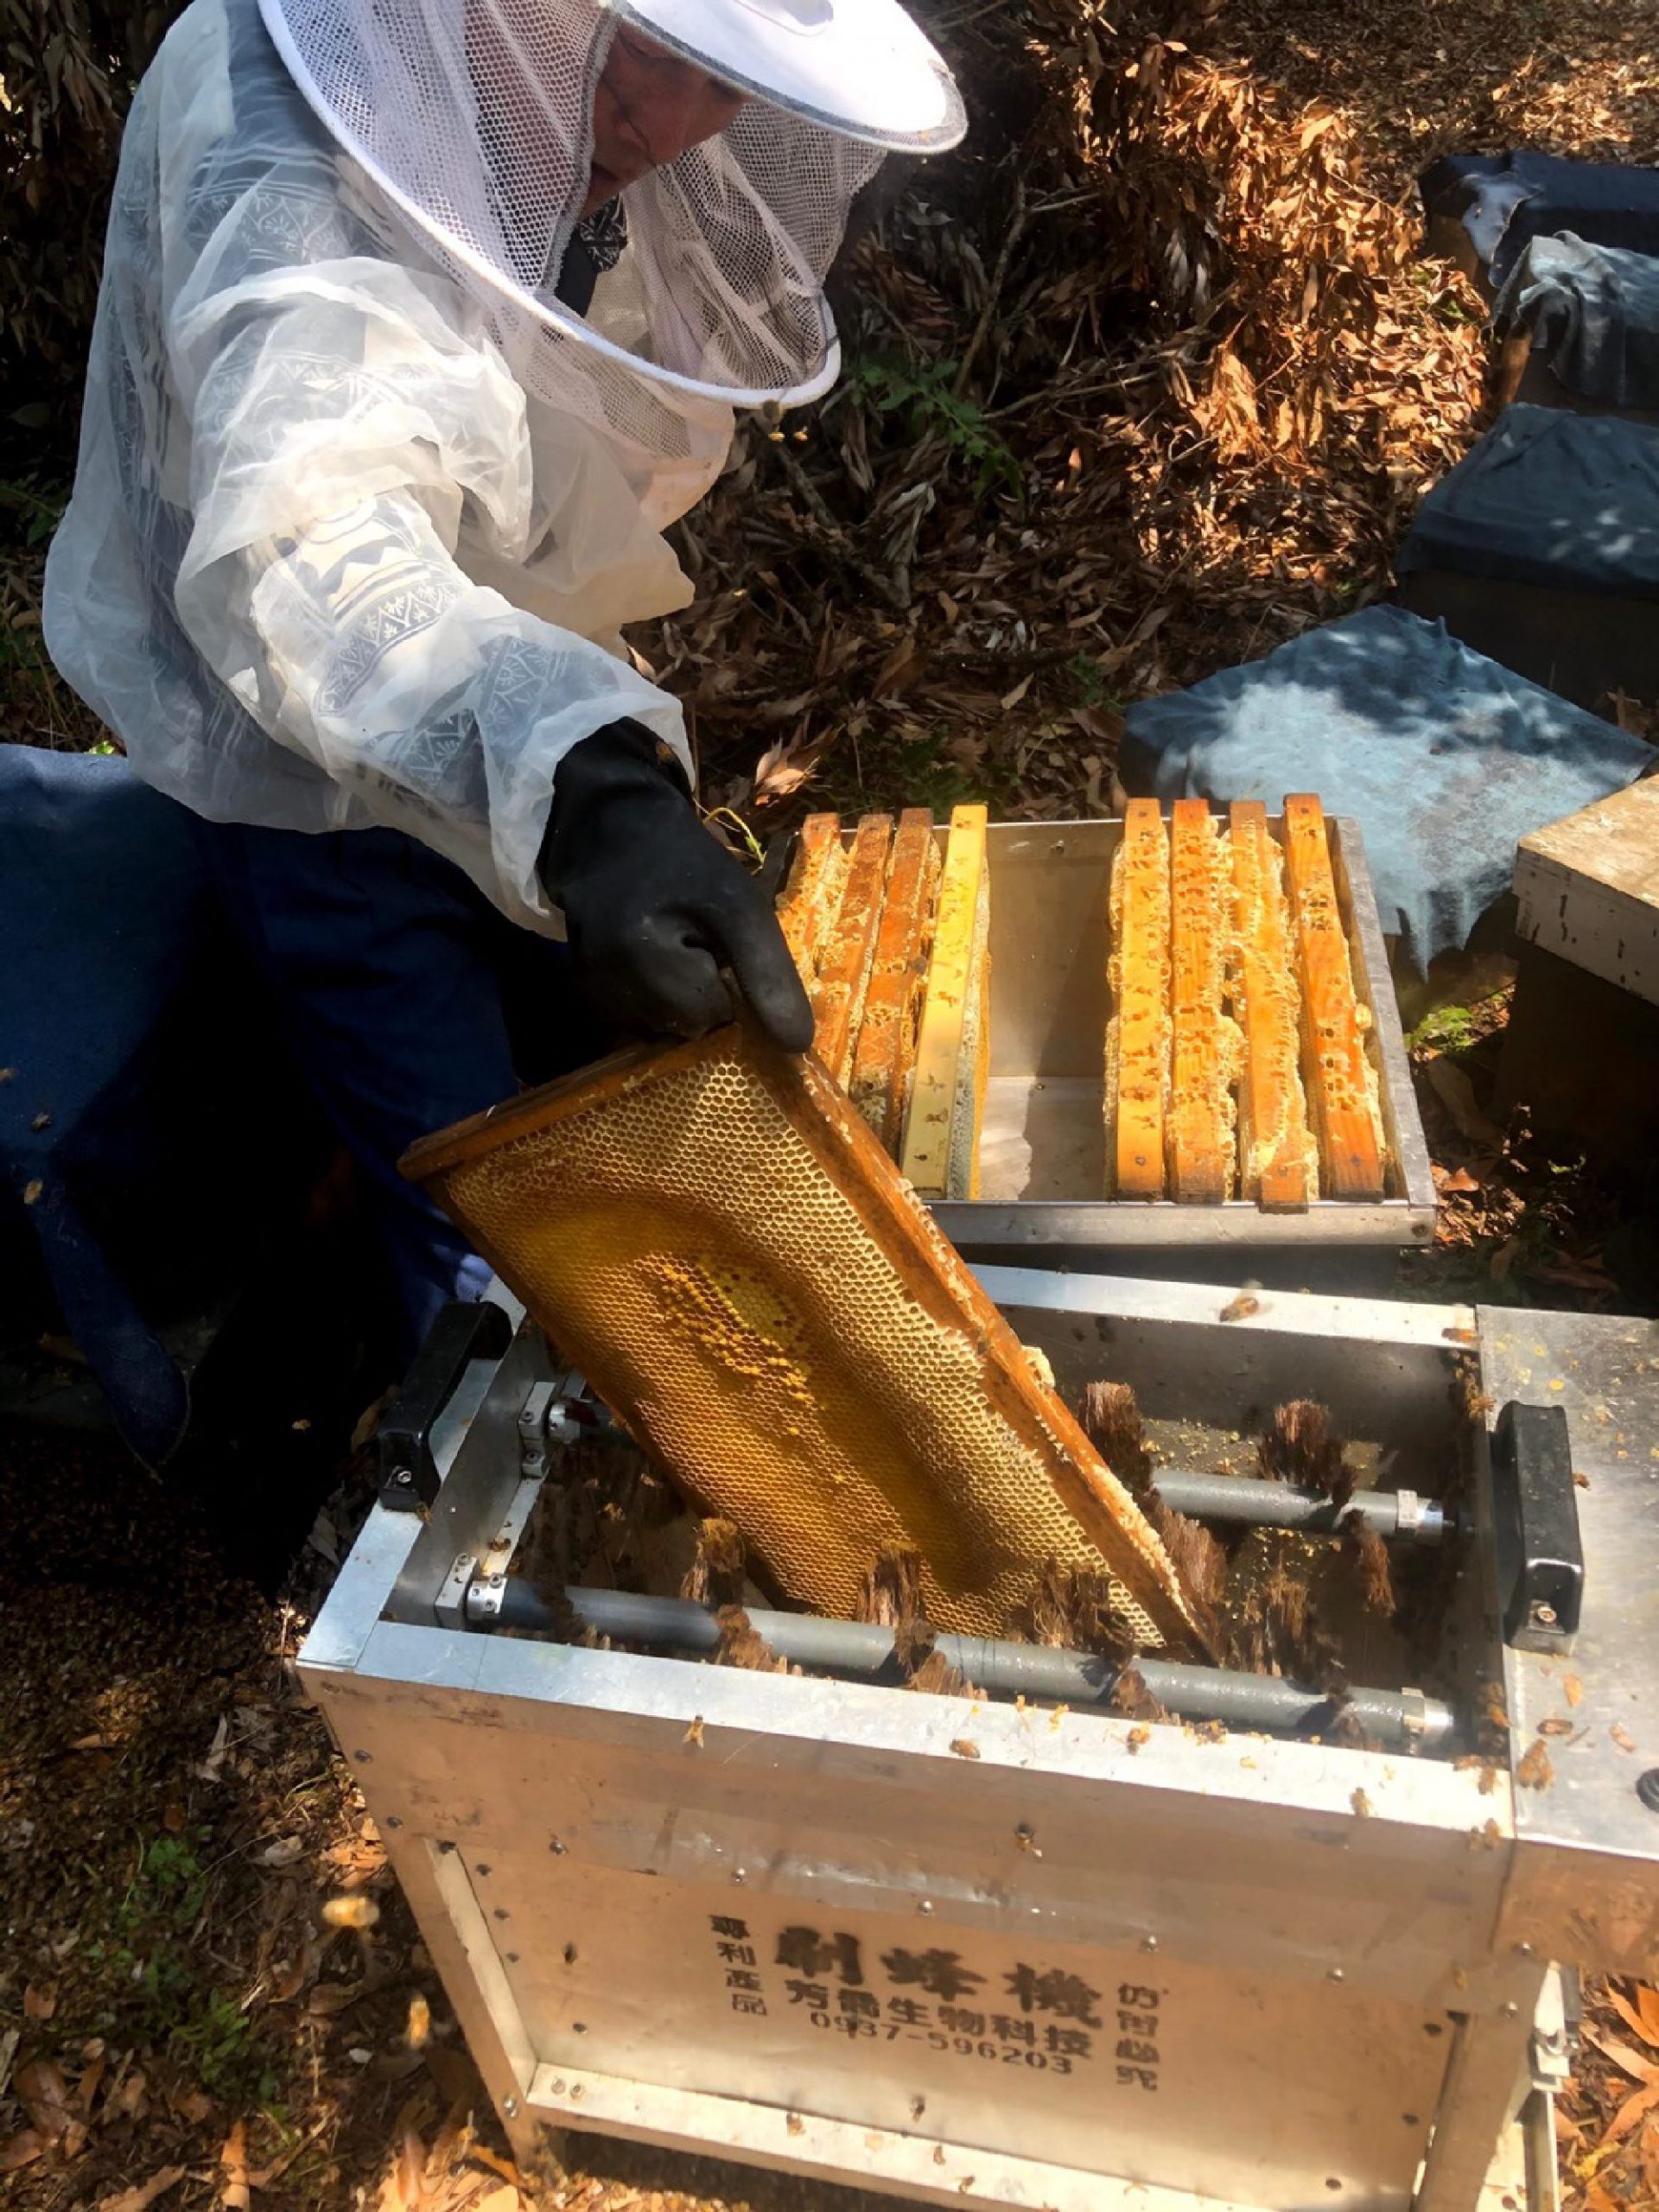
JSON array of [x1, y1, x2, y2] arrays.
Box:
[[42, 0, 964, 929], [24, 0, 962, 1452]]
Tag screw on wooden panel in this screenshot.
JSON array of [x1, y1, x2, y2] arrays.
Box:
[[918, 1899, 934, 1916], [493, 1909, 510, 1922], [1503, 2002, 1520, 2018], [732, 1867, 747, 1885], [385, 1817, 403, 1831], [353, 1750, 372, 1764], [564, 1943, 577, 1965], [1141, 1936, 1159, 1954], [549, 1837, 567, 1853], [1512, 1942, 1532, 1956], [477, 1864, 492, 1876], [1327, 1967, 1344, 1983], [503, 2098, 518, 2118]]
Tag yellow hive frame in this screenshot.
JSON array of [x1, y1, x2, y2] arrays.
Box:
[[404, 1027, 1207, 1654], [899, 804, 990, 1202]]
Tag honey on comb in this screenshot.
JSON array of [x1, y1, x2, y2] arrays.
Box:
[[405, 1029, 1205, 1653]]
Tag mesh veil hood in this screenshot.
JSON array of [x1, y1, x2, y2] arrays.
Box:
[[256, 0, 964, 445]]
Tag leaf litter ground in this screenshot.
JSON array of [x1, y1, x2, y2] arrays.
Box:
[[4, 0, 1659, 2202]]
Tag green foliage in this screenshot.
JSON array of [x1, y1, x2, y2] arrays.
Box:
[[1408, 1001, 1478, 1056], [849, 357, 1026, 505], [86, 1829, 276, 2102], [1067, 652, 1123, 712]]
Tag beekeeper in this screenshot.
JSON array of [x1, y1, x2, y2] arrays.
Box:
[[41, 0, 965, 1359]]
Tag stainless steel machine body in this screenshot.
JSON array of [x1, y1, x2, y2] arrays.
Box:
[[931, 818, 1435, 1256], [301, 1273, 1658, 2212]]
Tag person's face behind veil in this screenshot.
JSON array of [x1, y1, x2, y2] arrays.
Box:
[[465, 0, 749, 241]]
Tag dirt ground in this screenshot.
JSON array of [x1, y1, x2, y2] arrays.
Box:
[[4, 0, 1659, 2203]]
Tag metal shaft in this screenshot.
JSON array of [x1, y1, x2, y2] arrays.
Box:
[[477, 1580, 1453, 1753], [1149, 1470, 1446, 1543]]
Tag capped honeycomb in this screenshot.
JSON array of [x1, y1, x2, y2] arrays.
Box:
[[779, 804, 988, 1199], [1105, 798, 1388, 1203], [849, 809, 941, 1153], [1229, 800, 1318, 1207], [1104, 799, 1170, 1198], [1168, 799, 1242, 1203], [901, 804, 990, 1202], [404, 1029, 1205, 1653]]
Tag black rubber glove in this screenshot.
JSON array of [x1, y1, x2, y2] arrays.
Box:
[[539, 720, 814, 1052]]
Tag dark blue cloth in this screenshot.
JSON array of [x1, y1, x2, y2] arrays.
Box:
[[1, 749, 217, 1464], [2, 747, 609, 1461], [198, 818, 606, 1346], [1122, 607, 1649, 973], [1397, 405, 1659, 597], [1422, 152, 1659, 287], [1493, 234, 1659, 410]]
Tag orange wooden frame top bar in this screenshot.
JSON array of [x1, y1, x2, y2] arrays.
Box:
[[1281, 795, 1386, 1203]]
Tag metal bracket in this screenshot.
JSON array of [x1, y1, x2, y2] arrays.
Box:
[[468, 1568, 506, 1625], [435, 1551, 477, 1630]]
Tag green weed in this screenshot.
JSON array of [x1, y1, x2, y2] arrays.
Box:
[[849, 358, 1026, 505], [86, 1830, 277, 2103], [1408, 1002, 1478, 1055]]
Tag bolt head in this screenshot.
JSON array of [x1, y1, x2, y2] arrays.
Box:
[[1327, 1967, 1345, 1983], [1636, 1768, 1659, 1814], [392, 1468, 414, 1488], [1141, 1936, 1159, 1954], [503, 2096, 518, 2119]]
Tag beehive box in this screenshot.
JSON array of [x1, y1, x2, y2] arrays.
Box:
[[779, 804, 1434, 1258]]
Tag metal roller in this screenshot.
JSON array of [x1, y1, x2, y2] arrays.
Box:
[[471, 1578, 1455, 1753]]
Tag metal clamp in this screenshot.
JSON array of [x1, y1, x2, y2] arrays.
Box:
[[378, 1299, 513, 1511], [1491, 1401, 1585, 1653], [467, 1571, 507, 1626]]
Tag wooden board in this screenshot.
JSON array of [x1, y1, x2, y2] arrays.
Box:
[[1513, 774, 1659, 1008], [1228, 800, 1315, 1210], [1166, 800, 1239, 1202], [777, 813, 849, 982], [849, 808, 941, 1151], [900, 804, 990, 1201], [812, 814, 893, 1085], [1281, 795, 1386, 1202], [1105, 799, 1170, 1198]]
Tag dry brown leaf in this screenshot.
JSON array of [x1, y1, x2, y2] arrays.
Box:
[[22, 1983, 56, 2022], [1609, 1986, 1659, 2051], [0, 2132, 44, 2175], [1607, 2075, 1659, 2146], [220, 2116, 250, 2210], [1583, 2022, 1659, 2085], [99, 2166, 186, 2212], [15, 2056, 77, 2145]]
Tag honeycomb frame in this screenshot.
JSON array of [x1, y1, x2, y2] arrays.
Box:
[[404, 1028, 1208, 1655]]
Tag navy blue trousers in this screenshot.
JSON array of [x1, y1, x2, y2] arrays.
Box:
[[1, 747, 609, 1461]]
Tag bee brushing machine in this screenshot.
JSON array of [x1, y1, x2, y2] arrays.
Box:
[[302, 807, 1656, 2212]]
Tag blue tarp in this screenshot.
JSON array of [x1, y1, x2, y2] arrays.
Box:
[[1397, 405, 1659, 597], [1122, 607, 1650, 973]]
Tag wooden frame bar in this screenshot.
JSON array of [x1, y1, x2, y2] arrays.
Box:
[[1281, 795, 1386, 1202]]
